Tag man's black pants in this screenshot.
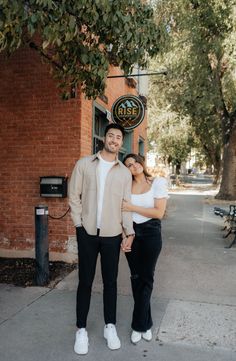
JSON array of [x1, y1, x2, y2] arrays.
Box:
[[76, 226, 122, 328]]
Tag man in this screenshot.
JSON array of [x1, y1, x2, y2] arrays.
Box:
[[69, 123, 135, 355]]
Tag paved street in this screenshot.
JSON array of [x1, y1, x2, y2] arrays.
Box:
[[1, 185, 236, 361]]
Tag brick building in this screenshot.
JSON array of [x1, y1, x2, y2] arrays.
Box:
[[0, 45, 148, 262]]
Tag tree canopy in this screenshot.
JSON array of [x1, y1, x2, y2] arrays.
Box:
[[148, 89, 193, 172], [149, 0, 236, 198], [0, 0, 160, 98]]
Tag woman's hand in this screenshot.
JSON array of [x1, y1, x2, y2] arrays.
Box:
[[122, 200, 134, 212], [121, 235, 134, 253]]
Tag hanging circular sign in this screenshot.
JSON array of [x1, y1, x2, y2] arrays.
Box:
[[111, 94, 145, 130]]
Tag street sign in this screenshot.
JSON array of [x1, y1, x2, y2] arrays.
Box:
[[111, 94, 145, 130]]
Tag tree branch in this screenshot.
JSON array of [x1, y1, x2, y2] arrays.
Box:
[[28, 41, 62, 70]]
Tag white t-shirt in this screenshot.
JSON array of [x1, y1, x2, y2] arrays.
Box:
[[97, 155, 115, 229], [131, 177, 169, 224]]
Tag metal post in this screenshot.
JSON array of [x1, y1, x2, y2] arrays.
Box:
[[35, 205, 49, 286]]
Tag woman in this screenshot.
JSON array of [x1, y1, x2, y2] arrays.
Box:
[[122, 153, 168, 344]]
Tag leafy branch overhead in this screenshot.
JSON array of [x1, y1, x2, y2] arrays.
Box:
[[149, 0, 236, 198], [0, 0, 160, 98]]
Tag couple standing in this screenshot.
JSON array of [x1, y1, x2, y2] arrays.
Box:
[[69, 123, 168, 355]]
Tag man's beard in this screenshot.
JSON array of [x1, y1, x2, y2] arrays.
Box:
[[104, 143, 118, 154]]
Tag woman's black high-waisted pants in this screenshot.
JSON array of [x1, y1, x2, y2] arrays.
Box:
[[125, 218, 162, 332]]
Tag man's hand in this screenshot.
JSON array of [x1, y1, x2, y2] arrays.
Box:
[[121, 235, 135, 253]]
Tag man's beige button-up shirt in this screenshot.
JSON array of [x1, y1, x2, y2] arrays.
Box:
[[68, 152, 134, 237]]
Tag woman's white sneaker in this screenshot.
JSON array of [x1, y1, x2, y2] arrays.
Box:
[[131, 330, 142, 344], [74, 328, 89, 355], [142, 329, 152, 341], [104, 324, 121, 350]]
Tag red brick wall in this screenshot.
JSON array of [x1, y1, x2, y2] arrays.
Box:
[[0, 47, 147, 258], [0, 46, 79, 254], [133, 115, 147, 154], [79, 97, 93, 157]]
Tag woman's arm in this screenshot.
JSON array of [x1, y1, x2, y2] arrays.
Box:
[[122, 198, 167, 220]]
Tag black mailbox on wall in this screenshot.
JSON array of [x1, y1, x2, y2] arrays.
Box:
[[40, 176, 68, 198]]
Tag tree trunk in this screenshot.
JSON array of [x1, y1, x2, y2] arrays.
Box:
[[212, 156, 221, 185], [176, 162, 181, 175], [208, 150, 221, 185], [212, 169, 220, 185], [216, 123, 236, 200]]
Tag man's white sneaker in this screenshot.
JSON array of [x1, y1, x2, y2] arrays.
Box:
[[142, 329, 152, 341], [104, 324, 121, 350], [74, 328, 89, 355], [131, 330, 142, 344]]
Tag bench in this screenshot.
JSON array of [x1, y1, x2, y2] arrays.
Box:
[[214, 205, 236, 248]]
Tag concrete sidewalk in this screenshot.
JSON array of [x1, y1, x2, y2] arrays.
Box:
[[1, 189, 236, 361]]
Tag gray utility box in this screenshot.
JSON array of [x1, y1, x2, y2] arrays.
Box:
[[40, 176, 67, 198]]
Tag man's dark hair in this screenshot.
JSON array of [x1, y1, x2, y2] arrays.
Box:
[[104, 123, 125, 138]]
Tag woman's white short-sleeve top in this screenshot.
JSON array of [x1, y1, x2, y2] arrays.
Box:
[[131, 177, 169, 224]]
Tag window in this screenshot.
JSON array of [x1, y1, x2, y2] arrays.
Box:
[[138, 137, 145, 157], [119, 130, 132, 161], [93, 107, 108, 154]]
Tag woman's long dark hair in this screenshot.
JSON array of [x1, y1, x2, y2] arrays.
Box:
[[123, 153, 152, 179]]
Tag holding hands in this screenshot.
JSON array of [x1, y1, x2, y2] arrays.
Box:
[[121, 235, 134, 253], [121, 200, 135, 252]]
